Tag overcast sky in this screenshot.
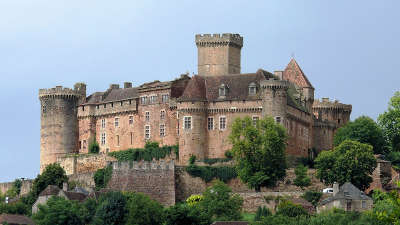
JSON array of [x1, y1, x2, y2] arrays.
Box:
[[0, 0, 399, 182]]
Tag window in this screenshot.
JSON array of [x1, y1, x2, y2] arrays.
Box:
[[83, 140, 87, 149], [96, 105, 99, 109], [120, 101, 123, 106], [101, 133, 106, 145], [150, 95, 158, 104], [140, 96, 147, 105], [252, 116, 259, 126], [145, 125, 151, 139], [275, 116, 281, 123], [103, 104, 106, 109], [208, 117, 214, 130], [101, 119, 106, 129], [338, 119, 341, 124], [129, 116, 134, 125], [219, 84, 227, 97], [162, 94, 169, 103], [114, 118, 119, 127], [145, 111, 150, 122], [219, 116, 226, 130], [116, 135, 120, 146], [130, 132, 133, 145], [160, 124, 165, 137], [362, 201, 366, 209], [111, 102, 113, 108], [249, 82, 257, 95], [79, 141, 82, 149], [160, 110, 166, 120], [184, 116, 192, 130]]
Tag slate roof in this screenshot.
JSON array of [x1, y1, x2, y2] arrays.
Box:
[[320, 182, 372, 206], [102, 88, 138, 102], [39, 185, 60, 196], [0, 214, 35, 225], [63, 191, 87, 202]]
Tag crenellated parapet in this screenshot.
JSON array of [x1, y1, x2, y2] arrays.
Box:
[[261, 79, 290, 91], [195, 33, 243, 48], [39, 86, 83, 100], [312, 98, 352, 112]]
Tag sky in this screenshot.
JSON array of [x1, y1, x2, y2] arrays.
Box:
[[0, 0, 399, 182]]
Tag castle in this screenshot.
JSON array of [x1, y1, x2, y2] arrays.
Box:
[[39, 33, 352, 172]]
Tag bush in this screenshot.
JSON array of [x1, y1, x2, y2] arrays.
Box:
[[185, 164, 237, 183], [301, 191, 322, 207], [254, 206, 271, 221], [293, 164, 311, 189], [189, 155, 196, 164], [94, 165, 112, 190], [89, 139, 100, 154], [276, 200, 308, 218], [186, 194, 204, 207], [124, 192, 164, 225], [164, 204, 210, 225], [108, 144, 178, 162], [92, 192, 127, 225], [225, 150, 233, 159], [203, 158, 232, 165]]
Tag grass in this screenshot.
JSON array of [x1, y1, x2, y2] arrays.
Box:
[[242, 212, 255, 222]]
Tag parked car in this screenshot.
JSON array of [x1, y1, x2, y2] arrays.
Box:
[[322, 188, 334, 194]]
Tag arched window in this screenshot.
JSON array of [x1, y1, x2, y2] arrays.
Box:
[[248, 82, 257, 95]]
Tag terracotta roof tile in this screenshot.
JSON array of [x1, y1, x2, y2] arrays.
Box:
[[283, 58, 314, 89], [0, 214, 35, 225]]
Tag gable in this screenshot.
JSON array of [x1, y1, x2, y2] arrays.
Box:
[[283, 59, 314, 89]]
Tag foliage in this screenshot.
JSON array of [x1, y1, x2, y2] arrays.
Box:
[[202, 158, 232, 165], [89, 139, 100, 154], [251, 214, 309, 225], [92, 191, 127, 225], [33, 196, 85, 225], [385, 149, 400, 170], [124, 192, 164, 225], [315, 140, 377, 190], [185, 164, 237, 183], [189, 155, 196, 165], [12, 179, 22, 196], [108, 143, 178, 162], [229, 116, 287, 191], [225, 150, 234, 159], [0, 201, 31, 215], [371, 183, 400, 225], [293, 164, 311, 189], [199, 180, 243, 221], [186, 194, 204, 207], [254, 206, 272, 221], [301, 190, 322, 207], [334, 116, 387, 154], [378, 91, 400, 152], [164, 203, 210, 225], [94, 165, 113, 190], [276, 200, 308, 218]]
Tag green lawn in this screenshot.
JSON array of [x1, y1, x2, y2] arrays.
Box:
[[242, 212, 255, 221]]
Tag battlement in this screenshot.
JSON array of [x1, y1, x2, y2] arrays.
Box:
[[261, 79, 290, 90], [195, 33, 243, 48], [39, 86, 82, 99], [313, 98, 352, 111]]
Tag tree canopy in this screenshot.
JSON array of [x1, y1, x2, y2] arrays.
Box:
[[315, 140, 377, 190], [378, 91, 400, 152], [334, 116, 387, 154], [229, 116, 287, 191]]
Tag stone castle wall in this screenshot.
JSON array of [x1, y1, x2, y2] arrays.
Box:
[[0, 180, 33, 196], [57, 153, 117, 176]]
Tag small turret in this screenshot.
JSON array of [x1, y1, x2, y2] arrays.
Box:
[[39, 85, 84, 173]]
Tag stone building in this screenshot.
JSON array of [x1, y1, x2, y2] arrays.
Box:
[[39, 33, 352, 172], [317, 182, 373, 213]]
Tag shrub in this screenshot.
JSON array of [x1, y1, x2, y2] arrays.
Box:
[[94, 165, 112, 190], [124, 192, 164, 225], [189, 155, 196, 165], [186, 194, 204, 207], [164, 203, 210, 225], [92, 192, 127, 225], [276, 200, 308, 218], [254, 206, 271, 221], [301, 190, 322, 207], [108, 144, 178, 162], [185, 164, 237, 183], [293, 164, 311, 189], [89, 139, 100, 154], [203, 158, 232, 165]]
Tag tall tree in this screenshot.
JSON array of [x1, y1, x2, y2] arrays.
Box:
[[334, 116, 387, 154], [229, 116, 287, 191], [315, 140, 377, 190], [378, 91, 400, 152]]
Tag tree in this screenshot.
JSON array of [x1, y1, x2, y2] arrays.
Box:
[[124, 192, 164, 225], [94, 165, 113, 190], [89, 138, 100, 154], [293, 164, 311, 189], [301, 190, 322, 207], [164, 204, 210, 225], [92, 191, 127, 225], [33, 196, 84, 225], [371, 182, 400, 225], [315, 140, 377, 190], [229, 116, 287, 191], [334, 116, 387, 154], [276, 200, 308, 218], [378, 91, 400, 152], [199, 180, 243, 221]]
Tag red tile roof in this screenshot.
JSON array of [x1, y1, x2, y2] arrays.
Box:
[[0, 214, 35, 225], [283, 58, 314, 89]]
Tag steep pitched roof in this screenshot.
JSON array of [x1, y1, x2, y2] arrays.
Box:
[[102, 88, 138, 102], [283, 58, 314, 89], [63, 191, 87, 202], [179, 75, 207, 101], [320, 182, 372, 206], [0, 214, 35, 225], [39, 185, 60, 196]]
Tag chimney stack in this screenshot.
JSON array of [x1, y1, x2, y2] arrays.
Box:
[[63, 182, 68, 192], [124, 82, 132, 88], [333, 182, 339, 196]]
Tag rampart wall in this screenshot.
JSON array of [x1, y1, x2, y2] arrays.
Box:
[[57, 153, 117, 176]]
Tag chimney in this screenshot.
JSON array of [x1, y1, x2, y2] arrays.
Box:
[[109, 84, 120, 90], [124, 82, 132, 88], [63, 182, 68, 192], [274, 71, 283, 80], [333, 182, 339, 196], [322, 97, 329, 103]]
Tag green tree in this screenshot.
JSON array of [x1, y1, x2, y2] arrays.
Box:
[[164, 204, 210, 225], [124, 192, 164, 225], [301, 190, 322, 207], [33, 196, 84, 225], [92, 191, 127, 225], [254, 206, 272, 221], [315, 140, 377, 190], [94, 165, 113, 190], [276, 200, 308, 218], [371, 183, 400, 225], [334, 116, 387, 154], [229, 116, 287, 191], [199, 180, 243, 221], [293, 164, 311, 189], [378, 91, 400, 152], [89, 138, 100, 154]]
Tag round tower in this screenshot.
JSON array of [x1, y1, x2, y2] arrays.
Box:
[[261, 79, 289, 123], [177, 101, 207, 165], [39, 86, 83, 173], [312, 98, 352, 127]]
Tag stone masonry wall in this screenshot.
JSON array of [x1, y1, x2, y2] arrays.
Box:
[[0, 180, 33, 196], [58, 153, 117, 176], [107, 160, 175, 206]]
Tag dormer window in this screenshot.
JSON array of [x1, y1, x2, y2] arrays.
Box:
[[219, 84, 228, 97], [249, 82, 257, 95]]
